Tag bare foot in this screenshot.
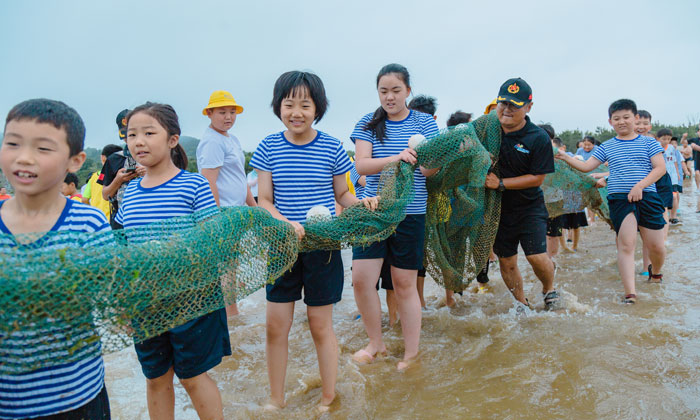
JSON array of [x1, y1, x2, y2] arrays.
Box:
[[397, 355, 419, 372], [351, 345, 387, 365], [263, 398, 286, 411], [318, 394, 336, 413]]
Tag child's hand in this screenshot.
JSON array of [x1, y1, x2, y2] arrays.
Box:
[[116, 168, 140, 183], [554, 148, 568, 160], [360, 196, 379, 211], [395, 148, 418, 165], [289, 221, 305, 240], [595, 178, 607, 189], [681, 133, 688, 141], [627, 185, 643, 202]]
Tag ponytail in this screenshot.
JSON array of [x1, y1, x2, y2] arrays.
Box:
[[363, 63, 411, 143], [171, 144, 188, 170]]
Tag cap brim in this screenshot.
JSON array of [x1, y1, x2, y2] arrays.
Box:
[[497, 95, 528, 108]]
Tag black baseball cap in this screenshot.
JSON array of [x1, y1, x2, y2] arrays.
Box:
[[497, 78, 532, 108], [116, 109, 129, 139]]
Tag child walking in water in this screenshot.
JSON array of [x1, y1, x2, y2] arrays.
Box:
[[116, 103, 230, 420], [557, 99, 666, 303], [351, 64, 439, 370], [250, 71, 377, 411]]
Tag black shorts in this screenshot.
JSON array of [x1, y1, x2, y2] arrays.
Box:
[[561, 212, 588, 229], [353, 214, 426, 270], [608, 192, 666, 234], [35, 384, 111, 419], [267, 250, 344, 306], [493, 205, 548, 258], [656, 173, 674, 209], [135, 308, 231, 379], [673, 184, 682, 193], [546, 215, 563, 237]]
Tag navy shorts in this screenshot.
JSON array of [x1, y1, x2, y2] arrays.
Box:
[[608, 192, 666, 234], [135, 308, 231, 380], [267, 250, 343, 306], [673, 184, 682, 193], [353, 214, 426, 270], [656, 173, 673, 209], [493, 205, 548, 258], [546, 215, 563, 237]]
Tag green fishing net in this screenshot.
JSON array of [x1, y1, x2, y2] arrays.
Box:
[[0, 111, 612, 373]]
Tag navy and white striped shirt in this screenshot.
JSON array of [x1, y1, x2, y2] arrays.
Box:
[[592, 135, 663, 194], [351, 110, 439, 214], [349, 165, 364, 199], [0, 199, 109, 419], [250, 131, 353, 223], [115, 170, 218, 229]]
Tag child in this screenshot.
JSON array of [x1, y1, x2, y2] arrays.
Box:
[[62, 172, 83, 201], [657, 128, 683, 224], [115, 103, 230, 420], [351, 64, 439, 370], [197, 90, 256, 318], [250, 71, 377, 411], [557, 99, 666, 303], [0, 99, 111, 419], [82, 144, 122, 217], [0, 187, 10, 200], [446, 110, 472, 127], [576, 136, 597, 161]]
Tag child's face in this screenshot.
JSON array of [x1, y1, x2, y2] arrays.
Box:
[[207, 106, 238, 134], [671, 140, 678, 147], [635, 117, 652, 135], [377, 73, 411, 118], [583, 141, 594, 152], [280, 88, 316, 138], [609, 110, 638, 137], [659, 135, 671, 146], [126, 112, 178, 168], [61, 181, 76, 196], [0, 120, 84, 198]]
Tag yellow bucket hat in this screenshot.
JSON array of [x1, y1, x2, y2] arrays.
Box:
[[484, 99, 497, 115], [202, 90, 244, 115]]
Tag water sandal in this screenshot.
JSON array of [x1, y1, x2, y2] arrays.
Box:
[[623, 294, 637, 304], [647, 264, 663, 283], [543, 290, 561, 311]]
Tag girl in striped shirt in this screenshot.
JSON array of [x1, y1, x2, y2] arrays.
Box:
[[251, 71, 377, 412], [117, 103, 230, 420], [350, 64, 439, 371]]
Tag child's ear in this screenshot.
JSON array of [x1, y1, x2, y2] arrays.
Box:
[[67, 151, 86, 173], [168, 134, 180, 149]]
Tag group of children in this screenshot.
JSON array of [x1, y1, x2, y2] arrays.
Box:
[[0, 64, 692, 419]]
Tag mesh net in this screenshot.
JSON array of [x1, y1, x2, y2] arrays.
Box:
[[1, 112, 612, 373]]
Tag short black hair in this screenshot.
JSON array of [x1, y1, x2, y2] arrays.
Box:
[[446, 111, 472, 127], [5, 98, 85, 156], [408, 95, 438, 116], [552, 137, 564, 147], [538, 124, 556, 140], [608, 99, 637, 118], [102, 144, 123, 157], [64, 172, 79, 187], [583, 135, 596, 144], [637, 110, 652, 120], [656, 128, 673, 137], [271, 71, 328, 123]]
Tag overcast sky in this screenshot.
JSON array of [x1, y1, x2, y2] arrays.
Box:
[[1, 0, 699, 152]]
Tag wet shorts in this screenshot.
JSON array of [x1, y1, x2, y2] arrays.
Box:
[[493, 205, 548, 258], [135, 308, 231, 380], [546, 215, 563, 237], [353, 214, 426, 270], [267, 250, 343, 306], [608, 192, 666, 234], [656, 173, 673, 209]]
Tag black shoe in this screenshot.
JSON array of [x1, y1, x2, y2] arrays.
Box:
[[543, 290, 562, 311]]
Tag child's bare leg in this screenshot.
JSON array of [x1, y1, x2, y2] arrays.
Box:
[[616, 213, 638, 296], [226, 303, 239, 317], [416, 275, 426, 309], [546, 235, 559, 258], [445, 288, 455, 307], [671, 192, 679, 220], [639, 226, 666, 275], [352, 259, 386, 355], [307, 305, 338, 407], [221, 271, 239, 317], [391, 266, 421, 363], [572, 228, 580, 251], [180, 373, 224, 420], [266, 301, 295, 408], [386, 290, 398, 326], [558, 235, 571, 252], [146, 367, 175, 420]]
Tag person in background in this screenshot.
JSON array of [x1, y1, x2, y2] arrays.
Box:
[[0, 187, 10, 201], [83, 144, 122, 217], [62, 172, 82, 201]]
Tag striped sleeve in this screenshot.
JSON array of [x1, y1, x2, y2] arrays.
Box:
[[592, 142, 608, 163], [646, 137, 664, 157], [250, 138, 271, 172], [333, 143, 353, 176], [350, 113, 375, 144], [421, 112, 440, 138]]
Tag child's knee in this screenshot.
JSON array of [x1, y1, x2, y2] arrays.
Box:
[[266, 316, 292, 338], [180, 373, 209, 393], [146, 371, 174, 391]]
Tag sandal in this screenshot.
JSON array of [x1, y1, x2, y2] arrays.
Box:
[[647, 264, 663, 284], [543, 290, 561, 311], [623, 294, 637, 304]]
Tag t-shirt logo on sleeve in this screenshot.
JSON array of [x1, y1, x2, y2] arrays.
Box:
[[514, 143, 530, 154]]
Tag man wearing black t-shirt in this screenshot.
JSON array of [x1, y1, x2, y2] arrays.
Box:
[[687, 124, 700, 192], [484, 78, 559, 311], [97, 109, 145, 228]]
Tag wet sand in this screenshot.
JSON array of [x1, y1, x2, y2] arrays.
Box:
[[105, 184, 700, 419]]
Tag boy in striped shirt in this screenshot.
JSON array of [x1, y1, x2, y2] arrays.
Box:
[[0, 99, 111, 418], [557, 99, 667, 304]]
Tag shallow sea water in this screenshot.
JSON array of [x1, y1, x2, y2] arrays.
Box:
[[105, 185, 700, 419]]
